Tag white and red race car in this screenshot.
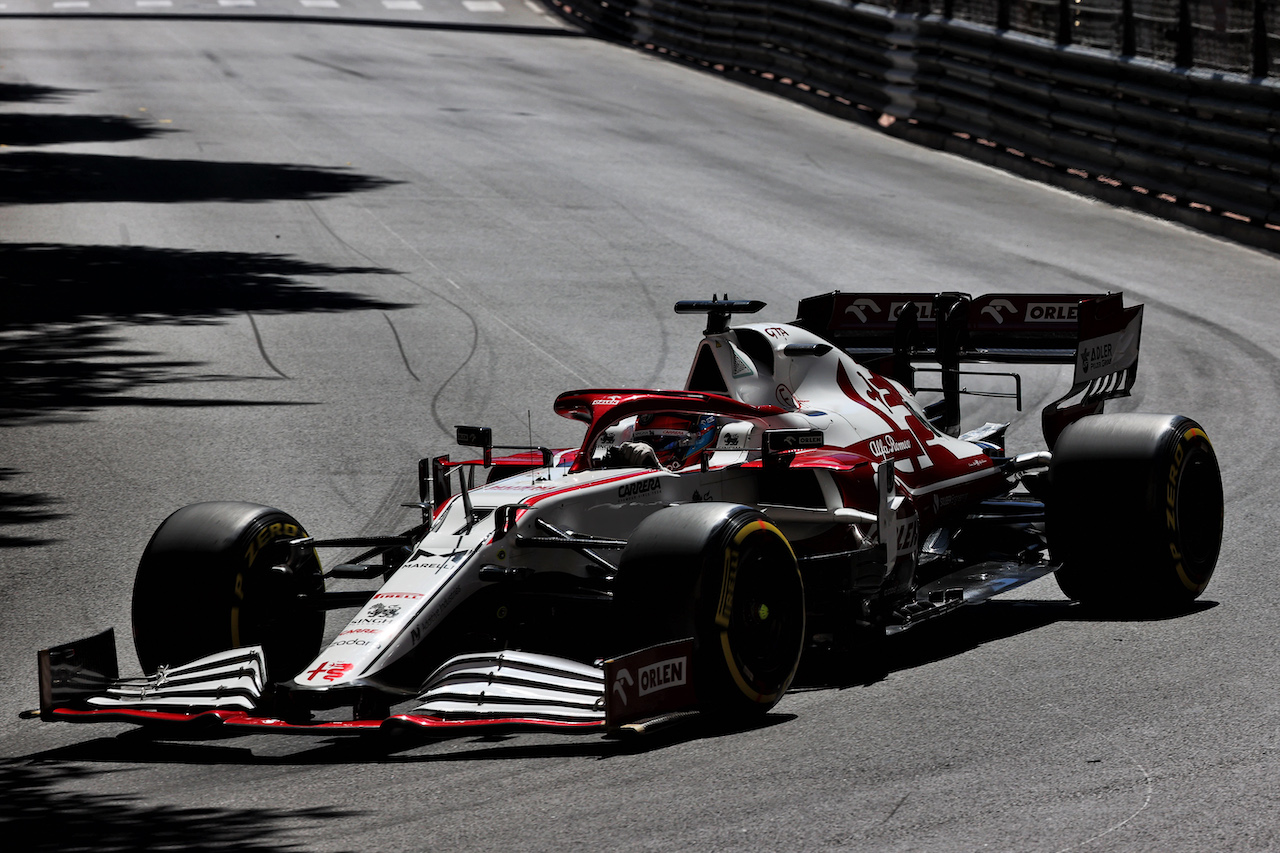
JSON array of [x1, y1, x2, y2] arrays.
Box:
[[32, 293, 1223, 738]]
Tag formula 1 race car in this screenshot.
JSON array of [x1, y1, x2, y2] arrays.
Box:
[[31, 292, 1223, 738]]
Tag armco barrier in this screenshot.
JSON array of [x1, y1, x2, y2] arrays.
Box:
[[545, 0, 1280, 252]]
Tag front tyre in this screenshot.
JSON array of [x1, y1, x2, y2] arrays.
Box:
[[1049, 414, 1223, 611], [132, 502, 325, 678], [616, 504, 805, 717]]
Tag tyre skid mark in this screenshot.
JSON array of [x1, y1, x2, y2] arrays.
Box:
[[382, 311, 420, 382], [349, 202, 593, 435], [247, 311, 290, 379], [300, 202, 426, 385], [303, 201, 481, 435]]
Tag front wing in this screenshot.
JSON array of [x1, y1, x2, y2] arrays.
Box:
[[30, 630, 699, 738]]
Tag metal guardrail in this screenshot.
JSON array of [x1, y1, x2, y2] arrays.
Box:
[[544, 0, 1280, 252]]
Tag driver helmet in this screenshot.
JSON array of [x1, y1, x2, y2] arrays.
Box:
[[632, 413, 719, 469]]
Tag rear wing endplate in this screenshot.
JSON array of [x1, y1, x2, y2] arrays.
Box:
[[794, 291, 1142, 448]]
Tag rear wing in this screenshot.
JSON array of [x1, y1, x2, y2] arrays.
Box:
[[794, 291, 1143, 448]]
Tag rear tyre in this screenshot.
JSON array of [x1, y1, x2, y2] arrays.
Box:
[[615, 504, 805, 716], [1049, 414, 1223, 612], [132, 502, 325, 678]]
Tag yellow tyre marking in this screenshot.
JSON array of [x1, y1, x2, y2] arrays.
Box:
[[718, 518, 796, 704], [1175, 564, 1210, 594], [1183, 427, 1210, 447], [1169, 427, 1213, 593]]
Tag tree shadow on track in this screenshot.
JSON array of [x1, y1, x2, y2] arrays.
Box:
[[0, 113, 166, 147], [0, 81, 407, 428], [0, 759, 360, 853], [4, 243, 405, 327], [0, 81, 81, 104], [0, 151, 394, 205], [0, 78, 412, 549], [8, 728, 710, 853], [0, 468, 65, 548], [0, 81, 166, 149], [0, 243, 410, 427], [0, 78, 393, 202]]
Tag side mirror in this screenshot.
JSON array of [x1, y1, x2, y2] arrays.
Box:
[[456, 425, 493, 466]]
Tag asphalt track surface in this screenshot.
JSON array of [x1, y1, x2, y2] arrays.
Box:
[[2, 9, 1280, 851]]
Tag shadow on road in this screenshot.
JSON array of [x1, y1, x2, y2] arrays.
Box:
[[0, 81, 409, 425], [794, 597, 1220, 689], [0, 468, 65, 548], [0, 81, 82, 104], [0, 77, 410, 553], [4, 242, 404, 327], [0, 78, 409, 425], [7, 721, 722, 853], [0, 151, 395, 205], [0, 243, 410, 427], [0, 759, 361, 853], [0, 114, 166, 147], [0, 81, 165, 147]]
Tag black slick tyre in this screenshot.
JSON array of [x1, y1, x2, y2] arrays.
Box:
[[615, 503, 805, 716], [132, 502, 325, 679], [1049, 414, 1223, 611]]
